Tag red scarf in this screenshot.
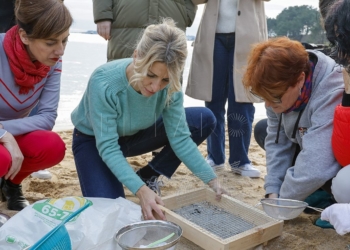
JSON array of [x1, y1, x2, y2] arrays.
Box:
[[284, 61, 315, 114], [3, 25, 50, 95]]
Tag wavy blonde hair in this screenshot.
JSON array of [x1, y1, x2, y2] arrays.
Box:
[[130, 19, 187, 105]]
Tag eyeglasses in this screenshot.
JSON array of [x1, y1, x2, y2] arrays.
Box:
[[249, 88, 282, 104]]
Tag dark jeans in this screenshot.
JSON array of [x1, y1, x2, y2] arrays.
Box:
[[0, 0, 16, 33], [72, 107, 216, 199], [205, 33, 255, 167], [254, 119, 268, 150]]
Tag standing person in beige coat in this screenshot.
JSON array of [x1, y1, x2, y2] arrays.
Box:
[[186, 0, 269, 177]]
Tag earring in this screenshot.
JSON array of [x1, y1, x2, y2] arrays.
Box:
[[299, 88, 302, 95]]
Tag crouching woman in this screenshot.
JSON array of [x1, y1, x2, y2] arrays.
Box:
[[0, 0, 72, 210], [71, 19, 227, 220]]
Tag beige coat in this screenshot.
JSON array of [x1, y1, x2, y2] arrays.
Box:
[[186, 0, 269, 103]]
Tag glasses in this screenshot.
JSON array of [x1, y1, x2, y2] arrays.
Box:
[[249, 88, 282, 104]]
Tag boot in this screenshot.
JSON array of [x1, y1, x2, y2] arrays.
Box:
[[1, 178, 29, 211]]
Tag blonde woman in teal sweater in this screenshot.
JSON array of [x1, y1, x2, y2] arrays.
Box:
[[71, 19, 227, 220]]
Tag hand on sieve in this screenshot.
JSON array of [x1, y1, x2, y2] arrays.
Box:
[[208, 178, 229, 201], [136, 185, 166, 221]]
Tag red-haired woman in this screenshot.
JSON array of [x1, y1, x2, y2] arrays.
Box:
[[0, 0, 72, 210], [243, 37, 343, 202]]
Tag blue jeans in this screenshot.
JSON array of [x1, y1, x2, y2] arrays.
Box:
[[205, 33, 255, 167], [72, 107, 216, 198]]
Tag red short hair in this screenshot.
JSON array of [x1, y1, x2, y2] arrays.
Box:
[[243, 37, 310, 103]]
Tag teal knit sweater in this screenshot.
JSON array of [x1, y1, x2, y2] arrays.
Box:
[[71, 58, 216, 194]]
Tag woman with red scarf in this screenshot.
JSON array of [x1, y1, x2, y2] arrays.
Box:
[[0, 0, 72, 211]]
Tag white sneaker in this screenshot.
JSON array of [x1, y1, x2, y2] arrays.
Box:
[[231, 163, 261, 178], [206, 158, 225, 170], [31, 170, 52, 179]]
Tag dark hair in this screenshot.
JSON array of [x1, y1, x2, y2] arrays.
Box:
[[15, 0, 73, 39], [243, 37, 310, 103], [319, 0, 337, 21], [324, 0, 350, 67]]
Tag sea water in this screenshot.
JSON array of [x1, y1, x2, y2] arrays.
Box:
[[55, 33, 266, 131]]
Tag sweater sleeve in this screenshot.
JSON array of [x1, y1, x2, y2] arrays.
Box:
[[185, 0, 197, 27], [332, 104, 350, 167], [0, 129, 7, 139], [86, 69, 145, 195], [92, 0, 113, 23], [162, 91, 217, 184], [1, 61, 61, 136], [264, 109, 296, 196]]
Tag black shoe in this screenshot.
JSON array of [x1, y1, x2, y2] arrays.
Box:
[[136, 170, 163, 196], [1, 178, 30, 211]]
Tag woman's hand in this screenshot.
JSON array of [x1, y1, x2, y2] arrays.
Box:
[[136, 185, 166, 221], [0, 132, 24, 180], [208, 178, 228, 201], [267, 193, 279, 198], [96, 21, 111, 40]]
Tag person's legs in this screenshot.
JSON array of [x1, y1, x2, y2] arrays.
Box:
[[254, 119, 268, 150], [0, 146, 11, 178], [28, 104, 52, 179], [331, 165, 350, 203], [72, 129, 125, 198], [0, 130, 64, 211], [225, 34, 255, 167], [205, 34, 230, 166], [125, 107, 216, 178], [72, 107, 215, 197], [224, 34, 259, 177], [12, 131, 65, 183]]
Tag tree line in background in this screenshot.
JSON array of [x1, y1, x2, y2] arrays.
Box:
[[267, 5, 327, 45]]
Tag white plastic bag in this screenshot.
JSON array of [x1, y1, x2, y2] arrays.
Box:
[[0, 196, 142, 250]]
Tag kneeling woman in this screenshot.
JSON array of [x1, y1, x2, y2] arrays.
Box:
[[243, 37, 343, 201], [0, 0, 72, 210], [71, 19, 227, 220]]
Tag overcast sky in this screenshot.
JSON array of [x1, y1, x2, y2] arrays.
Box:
[[64, 0, 319, 35]]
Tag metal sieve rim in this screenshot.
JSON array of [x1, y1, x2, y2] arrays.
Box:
[[260, 198, 308, 209], [115, 220, 182, 250]]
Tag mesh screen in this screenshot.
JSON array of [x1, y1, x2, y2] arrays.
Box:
[[165, 188, 276, 242], [173, 201, 255, 239]]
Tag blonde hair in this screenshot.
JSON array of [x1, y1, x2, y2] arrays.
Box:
[[130, 19, 187, 105]]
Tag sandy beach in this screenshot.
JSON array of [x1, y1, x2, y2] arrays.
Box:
[[1, 126, 349, 249]]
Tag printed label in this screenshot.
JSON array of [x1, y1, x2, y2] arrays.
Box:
[[32, 196, 92, 222]]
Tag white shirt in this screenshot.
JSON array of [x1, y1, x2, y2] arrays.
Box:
[[216, 0, 238, 33]]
